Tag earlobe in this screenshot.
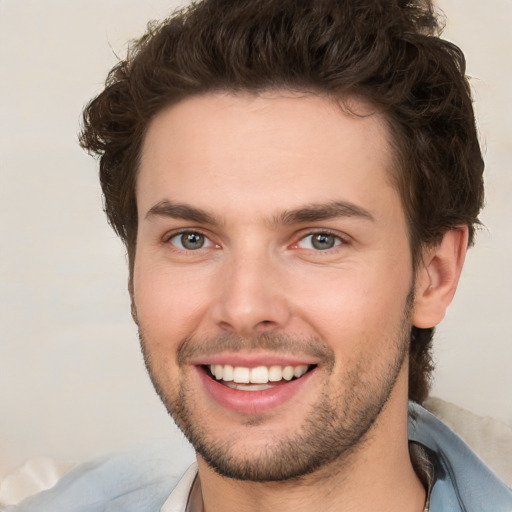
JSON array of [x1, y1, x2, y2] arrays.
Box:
[[412, 227, 469, 329]]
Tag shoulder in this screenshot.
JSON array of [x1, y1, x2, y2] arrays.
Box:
[[4, 440, 195, 512], [409, 400, 512, 511]]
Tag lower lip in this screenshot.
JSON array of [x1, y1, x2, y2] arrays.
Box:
[[196, 366, 316, 415]]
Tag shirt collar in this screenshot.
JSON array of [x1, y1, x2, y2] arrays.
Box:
[[160, 454, 430, 512], [160, 462, 198, 512]]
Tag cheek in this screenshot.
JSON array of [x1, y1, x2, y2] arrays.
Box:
[[291, 264, 411, 348], [133, 260, 214, 348]]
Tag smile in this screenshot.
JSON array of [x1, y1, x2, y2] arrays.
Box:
[[208, 364, 311, 389], [197, 361, 318, 413]]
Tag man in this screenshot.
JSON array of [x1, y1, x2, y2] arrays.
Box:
[[10, 0, 512, 511]]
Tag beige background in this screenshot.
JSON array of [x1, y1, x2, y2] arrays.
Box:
[[1, 0, 511, 477]]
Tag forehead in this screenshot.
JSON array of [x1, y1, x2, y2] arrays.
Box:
[[137, 92, 399, 221]]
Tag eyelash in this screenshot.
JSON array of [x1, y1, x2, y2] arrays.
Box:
[[163, 229, 349, 252], [293, 230, 348, 251], [164, 230, 217, 251]]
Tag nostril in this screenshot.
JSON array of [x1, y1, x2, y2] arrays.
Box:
[[255, 320, 278, 331]]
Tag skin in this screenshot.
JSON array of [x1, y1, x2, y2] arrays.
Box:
[[131, 92, 467, 512]]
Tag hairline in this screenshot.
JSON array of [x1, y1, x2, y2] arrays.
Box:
[[128, 87, 429, 279]]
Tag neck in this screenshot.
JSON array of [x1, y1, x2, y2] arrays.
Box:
[[195, 381, 426, 512]]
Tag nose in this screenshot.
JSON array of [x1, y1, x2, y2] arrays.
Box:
[[211, 252, 291, 336]]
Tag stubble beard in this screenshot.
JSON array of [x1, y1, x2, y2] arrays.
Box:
[[139, 296, 412, 483]]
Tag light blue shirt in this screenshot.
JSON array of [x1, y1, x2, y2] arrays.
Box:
[[7, 403, 512, 511]]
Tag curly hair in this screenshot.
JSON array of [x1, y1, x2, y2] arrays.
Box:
[[80, 0, 484, 404]]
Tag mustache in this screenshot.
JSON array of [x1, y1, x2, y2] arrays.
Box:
[[176, 332, 335, 367]]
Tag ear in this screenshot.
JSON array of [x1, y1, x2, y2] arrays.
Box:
[[412, 226, 468, 329]]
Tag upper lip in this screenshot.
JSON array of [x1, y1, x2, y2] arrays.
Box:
[[189, 352, 318, 368]]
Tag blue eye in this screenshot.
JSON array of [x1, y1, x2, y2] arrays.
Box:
[[169, 232, 212, 250], [297, 233, 342, 250]]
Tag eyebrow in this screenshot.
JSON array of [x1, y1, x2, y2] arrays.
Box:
[[145, 199, 374, 226], [275, 201, 375, 225], [145, 200, 219, 225]]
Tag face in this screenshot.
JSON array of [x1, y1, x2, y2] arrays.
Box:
[[133, 92, 415, 481]]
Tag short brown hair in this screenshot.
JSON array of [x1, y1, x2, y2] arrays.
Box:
[[80, 0, 484, 404]]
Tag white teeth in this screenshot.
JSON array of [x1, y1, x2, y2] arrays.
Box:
[[268, 365, 283, 382], [282, 366, 294, 381], [250, 366, 269, 383], [233, 366, 250, 383], [225, 382, 273, 391], [208, 364, 311, 385], [222, 365, 234, 382], [294, 365, 308, 378]]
